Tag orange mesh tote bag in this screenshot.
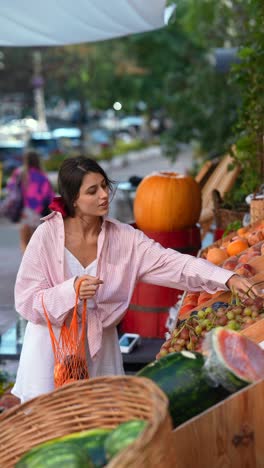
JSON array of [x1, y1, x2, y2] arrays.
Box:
[[42, 281, 89, 388]]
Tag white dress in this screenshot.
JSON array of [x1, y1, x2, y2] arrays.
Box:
[[12, 248, 124, 403]]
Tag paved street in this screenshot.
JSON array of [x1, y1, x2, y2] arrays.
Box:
[[0, 145, 194, 375]]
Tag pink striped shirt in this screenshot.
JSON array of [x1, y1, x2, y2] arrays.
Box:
[[15, 212, 233, 358]]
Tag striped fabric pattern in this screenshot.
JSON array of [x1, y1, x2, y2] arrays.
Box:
[[15, 212, 233, 358]]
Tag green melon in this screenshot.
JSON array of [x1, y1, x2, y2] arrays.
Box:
[[15, 441, 92, 468], [138, 328, 264, 428], [104, 420, 148, 461], [16, 428, 112, 468], [59, 428, 112, 467], [137, 350, 230, 428]]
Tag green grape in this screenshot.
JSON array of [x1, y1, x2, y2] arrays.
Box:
[[243, 307, 252, 317], [203, 319, 212, 328], [197, 310, 206, 319], [227, 320, 240, 330], [195, 325, 202, 335], [186, 342, 194, 351], [227, 311, 234, 320]]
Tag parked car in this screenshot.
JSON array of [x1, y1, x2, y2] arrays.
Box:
[[119, 116, 144, 134], [85, 128, 113, 156], [52, 127, 81, 151]]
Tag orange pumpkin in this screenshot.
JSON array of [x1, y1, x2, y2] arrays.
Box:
[[133, 171, 202, 232]]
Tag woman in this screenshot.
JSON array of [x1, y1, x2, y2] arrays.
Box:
[[7, 150, 54, 252], [12, 156, 260, 403]]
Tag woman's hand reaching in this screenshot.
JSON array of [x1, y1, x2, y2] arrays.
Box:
[[74, 275, 104, 300], [226, 274, 263, 301]]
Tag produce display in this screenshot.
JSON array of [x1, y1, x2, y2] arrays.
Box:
[[15, 421, 147, 468], [179, 220, 264, 315], [138, 328, 264, 428], [158, 296, 264, 356], [13, 219, 264, 467]]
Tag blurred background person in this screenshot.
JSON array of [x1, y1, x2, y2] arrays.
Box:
[[6, 150, 55, 252]]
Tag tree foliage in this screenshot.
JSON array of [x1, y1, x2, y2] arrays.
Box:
[[229, 0, 264, 201], [0, 0, 263, 192]]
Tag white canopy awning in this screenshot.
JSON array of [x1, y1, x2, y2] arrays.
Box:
[[0, 0, 171, 47]]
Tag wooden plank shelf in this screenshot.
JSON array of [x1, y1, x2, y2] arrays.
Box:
[[172, 378, 264, 468]]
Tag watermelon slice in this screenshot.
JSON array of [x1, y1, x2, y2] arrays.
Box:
[[202, 327, 264, 393]]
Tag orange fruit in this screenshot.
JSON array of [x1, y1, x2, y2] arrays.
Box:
[[179, 304, 195, 317], [237, 226, 249, 238], [197, 291, 212, 305], [226, 238, 248, 256], [206, 247, 229, 265]]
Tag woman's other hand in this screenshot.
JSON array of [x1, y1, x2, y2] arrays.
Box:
[[74, 275, 104, 300], [226, 274, 261, 301]]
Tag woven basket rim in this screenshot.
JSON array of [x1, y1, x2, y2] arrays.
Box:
[[0, 376, 176, 468]]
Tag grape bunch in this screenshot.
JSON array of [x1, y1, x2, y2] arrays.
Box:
[[157, 297, 264, 359]]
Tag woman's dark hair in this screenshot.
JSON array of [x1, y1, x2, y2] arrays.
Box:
[[24, 150, 41, 170], [58, 156, 114, 217]]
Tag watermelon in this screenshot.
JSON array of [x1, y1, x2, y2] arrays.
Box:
[[137, 350, 229, 428], [104, 420, 148, 461], [16, 428, 112, 468], [202, 327, 264, 392], [15, 441, 92, 467], [138, 328, 264, 428], [58, 428, 112, 467]]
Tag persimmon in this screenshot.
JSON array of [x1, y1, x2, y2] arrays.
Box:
[[226, 238, 248, 256], [179, 304, 195, 316], [247, 230, 264, 246], [182, 292, 199, 306], [237, 226, 249, 238], [206, 247, 229, 265], [197, 291, 212, 305]]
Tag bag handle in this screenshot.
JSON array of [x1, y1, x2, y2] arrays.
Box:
[[42, 279, 87, 356]]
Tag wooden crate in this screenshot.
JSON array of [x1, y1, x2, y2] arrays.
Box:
[[180, 255, 264, 344], [172, 378, 264, 468]]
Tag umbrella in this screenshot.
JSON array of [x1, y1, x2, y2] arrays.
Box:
[[0, 0, 172, 47]]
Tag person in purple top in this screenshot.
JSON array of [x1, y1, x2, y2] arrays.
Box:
[[7, 150, 54, 252]]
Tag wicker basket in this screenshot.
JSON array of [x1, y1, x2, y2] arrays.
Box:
[[250, 198, 264, 224], [0, 376, 176, 468], [214, 207, 248, 230]]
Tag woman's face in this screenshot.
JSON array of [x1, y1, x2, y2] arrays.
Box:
[[75, 172, 109, 217]]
